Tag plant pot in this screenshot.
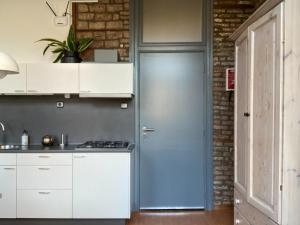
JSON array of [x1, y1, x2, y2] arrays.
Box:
[[61, 51, 82, 63]]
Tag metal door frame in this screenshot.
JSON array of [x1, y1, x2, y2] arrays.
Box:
[[130, 0, 214, 211]]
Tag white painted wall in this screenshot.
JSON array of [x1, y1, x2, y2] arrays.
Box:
[[0, 0, 71, 63]]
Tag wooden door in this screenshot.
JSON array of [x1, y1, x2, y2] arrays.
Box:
[[234, 30, 249, 197], [248, 3, 283, 223]]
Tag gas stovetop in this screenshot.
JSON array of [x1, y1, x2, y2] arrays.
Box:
[[76, 141, 130, 150]]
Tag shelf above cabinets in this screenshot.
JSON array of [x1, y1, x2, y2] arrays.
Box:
[[0, 63, 134, 98]]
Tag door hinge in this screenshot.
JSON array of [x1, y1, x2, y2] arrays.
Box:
[[280, 185, 283, 191]]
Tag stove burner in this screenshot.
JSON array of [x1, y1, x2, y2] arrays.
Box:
[[77, 141, 129, 149]]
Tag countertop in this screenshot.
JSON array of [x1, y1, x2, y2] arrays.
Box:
[[0, 144, 134, 153]]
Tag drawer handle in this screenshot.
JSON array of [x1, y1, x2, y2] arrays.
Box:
[[14, 90, 25, 93], [235, 219, 241, 224], [3, 168, 15, 170], [235, 199, 241, 205], [38, 155, 51, 158], [28, 90, 39, 93], [38, 191, 51, 195], [80, 90, 91, 93], [38, 167, 50, 170], [74, 155, 86, 159]]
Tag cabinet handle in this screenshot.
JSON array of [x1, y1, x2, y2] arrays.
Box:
[[28, 90, 38, 93], [38, 167, 50, 170], [244, 112, 250, 117], [14, 90, 25, 93], [80, 90, 91, 93], [38, 191, 51, 195], [235, 219, 241, 224], [3, 167, 15, 170], [38, 155, 51, 158], [74, 155, 86, 159]]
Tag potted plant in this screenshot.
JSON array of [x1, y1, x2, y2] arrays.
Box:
[[37, 25, 93, 63]]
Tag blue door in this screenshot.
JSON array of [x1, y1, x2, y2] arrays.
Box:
[[139, 52, 206, 209]]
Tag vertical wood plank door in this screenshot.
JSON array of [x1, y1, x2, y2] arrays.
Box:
[[248, 3, 283, 223], [234, 30, 249, 197]]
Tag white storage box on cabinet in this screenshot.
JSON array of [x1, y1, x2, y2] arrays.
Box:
[[27, 63, 79, 94], [73, 153, 131, 219], [0, 154, 17, 218], [79, 63, 133, 98], [0, 63, 26, 94]]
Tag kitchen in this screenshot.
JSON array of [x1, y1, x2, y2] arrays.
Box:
[[0, 0, 300, 225]]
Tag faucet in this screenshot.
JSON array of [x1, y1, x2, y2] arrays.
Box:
[[0, 122, 5, 132]]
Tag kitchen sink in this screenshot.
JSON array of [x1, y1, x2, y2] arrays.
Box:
[[0, 145, 20, 150]]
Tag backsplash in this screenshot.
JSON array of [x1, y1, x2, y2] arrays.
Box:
[[0, 96, 134, 145]]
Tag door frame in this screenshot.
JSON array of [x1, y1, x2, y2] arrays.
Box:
[[130, 0, 214, 211]]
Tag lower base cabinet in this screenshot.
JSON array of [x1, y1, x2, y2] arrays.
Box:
[[73, 153, 131, 219], [0, 152, 131, 219], [17, 190, 72, 218], [0, 166, 16, 218]]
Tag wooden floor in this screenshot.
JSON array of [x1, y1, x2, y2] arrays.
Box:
[[127, 207, 233, 225]]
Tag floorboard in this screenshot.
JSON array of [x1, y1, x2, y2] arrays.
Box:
[[127, 207, 233, 225]]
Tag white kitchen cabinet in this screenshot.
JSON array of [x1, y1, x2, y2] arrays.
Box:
[[0, 63, 26, 94], [27, 63, 79, 94], [79, 63, 133, 98], [0, 166, 16, 218], [17, 190, 72, 218], [232, 1, 300, 225], [0, 154, 17, 219], [73, 153, 131, 219], [16, 153, 73, 219]]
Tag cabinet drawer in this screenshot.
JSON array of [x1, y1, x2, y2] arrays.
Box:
[[17, 166, 72, 189], [0, 154, 16, 165], [17, 153, 72, 166], [17, 190, 72, 218], [235, 208, 250, 225]]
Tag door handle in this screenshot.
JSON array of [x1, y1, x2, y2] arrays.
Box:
[[142, 126, 155, 132]]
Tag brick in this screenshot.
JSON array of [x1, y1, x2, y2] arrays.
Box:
[[78, 13, 94, 20], [107, 4, 123, 12], [77, 4, 89, 13], [106, 31, 123, 39], [89, 22, 106, 30], [105, 40, 120, 48], [106, 21, 123, 30], [95, 13, 113, 21]]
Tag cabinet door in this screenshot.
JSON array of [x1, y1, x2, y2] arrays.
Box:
[[79, 63, 133, 97], [248, 3, 283, 222], [0, 166, 16, 218], [0, 63, 26, 94], [73, 153, 130, 219], [27, 63, 79, 94], [234, 31, 249, 196]]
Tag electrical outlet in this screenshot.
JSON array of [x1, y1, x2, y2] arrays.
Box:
[[121, 103, 128, 109], [57, 102, 64, 108]]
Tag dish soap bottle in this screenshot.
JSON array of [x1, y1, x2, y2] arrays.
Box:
[[21, 130, 29, 146]]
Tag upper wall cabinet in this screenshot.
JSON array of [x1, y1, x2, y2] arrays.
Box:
[[79, 63, 133, 98], [26, 64, 79, 94], [0, 64, 27, 94]]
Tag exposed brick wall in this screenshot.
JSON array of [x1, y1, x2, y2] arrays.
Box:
[[213, 0, 258, 206], [73, 0, 130, 62]]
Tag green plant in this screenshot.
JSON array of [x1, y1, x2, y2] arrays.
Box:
[[37, 25, 93, 63]]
